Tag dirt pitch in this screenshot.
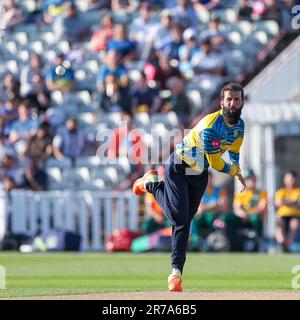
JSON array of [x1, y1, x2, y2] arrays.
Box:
[[16, 291, 300, 300]]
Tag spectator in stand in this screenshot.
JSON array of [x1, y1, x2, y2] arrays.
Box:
[[1, 176, 17, 193], [3, 0, 27, 30], [0, 133, 15, 161], [53, 2, 91, 43], [153, 53, 182, 89], [99, 74, 132, 114], [107, 24, 137, 62], [22, 122, 53, 162], [152, 9, 174, 53], [178, 28, 201, 78], [20, 54, 44, 97], [142, 167, 171, 234], [111, 0, 139, 14], [87, 0, 111, 11], [46, 53, 76, 94], [238, 0, 253, 21], [25, 73, 51, 115], [1, 73, 20, 106], [97, 50, 129, 93], [90, 13, 114, 52], [261, 0, 284, 28], [275, 170, 300, 252], [107, 113, 145, 164], [191, 38, 224, 92], [20, 158, 48, 191], [171, 0, 200, 29], [131, 71, 161, 114], [191, 0, 222, 12], [20, 54, 50, 114], [0, 152, 22, 187], [52, 118, 87, 161], [200, 15, 230, 52], [129, 2, 159, 57], [162, 76, 192, 127], [40, 0, 66, 25], [231, 169, 267, 238], [9, 100, 39, 156], [159, 23, 185, 61], [0, 97, 19, 136], [191, 171, 229, 243]]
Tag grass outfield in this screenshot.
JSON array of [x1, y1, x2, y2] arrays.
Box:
[[0, 252, 299, 298]]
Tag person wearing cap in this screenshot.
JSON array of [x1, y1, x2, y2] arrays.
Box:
[[275, 170, 300, 252], [46, 52, 76, 94], [230, 169, 267, 237]]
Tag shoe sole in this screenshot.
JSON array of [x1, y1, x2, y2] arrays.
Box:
[[133, 170, 158, 195]]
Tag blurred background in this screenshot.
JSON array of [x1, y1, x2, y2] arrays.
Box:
[[0, 0, 299, 254]]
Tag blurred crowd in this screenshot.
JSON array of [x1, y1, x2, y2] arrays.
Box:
[[0, 0, 298, 192], [0, 0, 300, 252], [142, 168, 300, 252]]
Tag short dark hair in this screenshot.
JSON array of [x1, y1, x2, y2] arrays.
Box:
[[285, 170, 297, 178], [221, 82, 244, 101]]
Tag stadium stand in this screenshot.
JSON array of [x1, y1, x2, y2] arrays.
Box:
[[0, 0, 299, 251]]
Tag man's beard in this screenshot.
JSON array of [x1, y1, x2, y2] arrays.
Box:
[[222, 107, 242, 125]]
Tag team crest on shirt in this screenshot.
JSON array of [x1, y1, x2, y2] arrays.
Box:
[[212, 140, 220, 148], [233, 130, 239, 137]]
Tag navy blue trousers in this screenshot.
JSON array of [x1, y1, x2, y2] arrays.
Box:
[[146, 153, 208, 274]]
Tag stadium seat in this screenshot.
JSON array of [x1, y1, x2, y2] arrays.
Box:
[[13, 32, 29, 46], [113, 157, 132, 176], [51, 91, 64, 106], [14, 24, 38, 38], [63, 167, 90, 183], [48, 181, 76, 191], [78, 112, 97, 127], [228, 31, 242, 46], [46, 157, 72, 170], [250, 31, 269, 47], [186, 90, 203, 114], [18, 50, 30, 64], [28, 40, 44, 55], [40, 32, 56, 49], [227, 21, 253, 37], [4, 41, 18, 55], [254, 20, 280, 38], [47, 167, 63, 184], [134, 112, 150, 127], [91, 166, 119, 185], [5, 60, 19, 75], [55, 41, 71, 55], [151, 112, 179, 130], [75, 156, 102, 169], [78, 179, 106, 191], [223, 49, 247, 77], [215, 8, 237, 24]]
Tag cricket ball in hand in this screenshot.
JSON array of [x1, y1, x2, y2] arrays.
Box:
[[55, 65, 66, 76]]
